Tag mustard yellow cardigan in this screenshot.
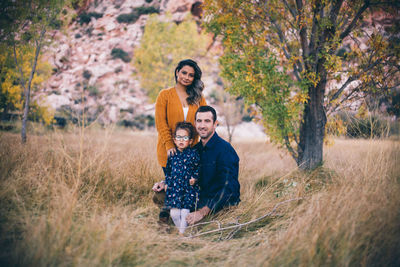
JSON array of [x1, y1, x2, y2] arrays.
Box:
[[155, 87, 207, 167]]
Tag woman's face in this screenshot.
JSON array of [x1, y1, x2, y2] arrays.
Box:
[[176, 65, 195, 87]]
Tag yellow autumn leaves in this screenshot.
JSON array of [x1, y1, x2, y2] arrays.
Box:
[[1, 46, 54, 124]]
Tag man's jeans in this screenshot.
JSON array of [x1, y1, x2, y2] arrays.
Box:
[[153, 190, 170, 223]]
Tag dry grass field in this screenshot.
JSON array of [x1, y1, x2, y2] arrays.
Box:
[[0, 128, 399, 266]]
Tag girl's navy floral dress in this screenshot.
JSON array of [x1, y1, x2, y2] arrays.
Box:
[[164, 147, 200, 210]]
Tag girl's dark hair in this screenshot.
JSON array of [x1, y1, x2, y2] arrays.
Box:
[[174, 59, 204, 105], [174, 121, 195, 139]]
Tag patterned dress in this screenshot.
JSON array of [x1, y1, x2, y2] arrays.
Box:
[[164, 147, 200, 210]]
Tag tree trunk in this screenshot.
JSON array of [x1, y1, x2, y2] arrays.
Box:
[[297, 83, 327, 170], [21, 88, 31, 143], [226, 121, 234, 143], [18, 29, 45, 143]]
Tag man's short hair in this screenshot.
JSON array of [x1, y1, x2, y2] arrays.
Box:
[[195, 105, 217, 123]]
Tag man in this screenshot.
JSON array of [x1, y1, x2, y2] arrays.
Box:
[[152, 105, 240, 225]]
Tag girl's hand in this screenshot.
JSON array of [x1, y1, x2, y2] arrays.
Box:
[[167, 148, 176, 157], [152, 181, 166, 192], [189, 178, 196, 186]]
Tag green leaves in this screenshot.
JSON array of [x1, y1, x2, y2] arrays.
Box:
[[134, 14, 208, 101], [220, 43, 299, 145], [205, 0, 303, 147], [205, 0, 399, 165]]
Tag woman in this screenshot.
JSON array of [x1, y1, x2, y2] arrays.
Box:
[[155, 59, 207, 172]]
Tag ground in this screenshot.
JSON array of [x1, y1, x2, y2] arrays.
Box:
[[0, 129, 399, 266]]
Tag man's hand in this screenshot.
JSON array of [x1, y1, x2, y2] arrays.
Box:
[[186, 206, 210, 225], [152, 181, 166, 192]]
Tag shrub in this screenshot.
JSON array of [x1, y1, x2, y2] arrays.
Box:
[[22, 32, 32, 42], [338, 112, 391, 138], [78, 12, 103, 25], [53, 116, 67, 128], [120, 107, 134, 113], [116, 7, 159, 24], [111, 48, 131, 63], [75, 33, 82, 38], [114, 66, 123, 73], [0, 123, 15, 131], [346, 115, 389, 138], [325, 114, 347, 136], [389, 120, 400, 136], [116, 13, 139, 24], [242, 114, 253, 122], [82, 70, 92, 80], [28, 101, 55, 125], [85, 26, 93, 36], [55, 105, 78, 124], [136, 6, 159, 16], [78, 13, 92, 25], [49, 19, 63, 29], [117, 115, 155, 129], [85, 85, 100, 97]]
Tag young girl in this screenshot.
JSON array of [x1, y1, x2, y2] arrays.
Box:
[[164, 121, 200, 234]]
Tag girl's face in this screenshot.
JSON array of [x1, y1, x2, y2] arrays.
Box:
[[174, 128, 192, 152], [176, 65, 195, 87]]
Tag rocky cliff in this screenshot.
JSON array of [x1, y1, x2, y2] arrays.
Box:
[[41, 0, 205, 126]]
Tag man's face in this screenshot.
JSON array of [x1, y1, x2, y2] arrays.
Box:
[[195, 111, 216, 141]]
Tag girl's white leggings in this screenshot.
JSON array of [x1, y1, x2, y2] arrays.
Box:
[[170, 208, 190, 233]]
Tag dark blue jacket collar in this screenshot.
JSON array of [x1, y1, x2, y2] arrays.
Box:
[[201, 131, 219, 149]]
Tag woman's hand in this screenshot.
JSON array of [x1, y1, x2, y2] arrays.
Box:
[[167, 148, 176, 157], [189, 178, 196, 186]]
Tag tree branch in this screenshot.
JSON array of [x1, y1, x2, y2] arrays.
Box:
[[283, 0, 297, 19], [329, 0, 344, 25], [296, 0, 309, 59], [13, 40, 27, 91], [26, 27, 46, 94], [330, 77, 356, 102], [269, 21, 302, 82], [309, 1, 321, 50], [188, 198, 303, 238], [330, 58, 383, 102], [268, 18, 303, 81], [284, 135, 298, 161], [262, 1, 304, 76], [329, 86, 362, 114], [385, 83, 400, 91], [339, 1, 370, 40], [313, 0, 344, 74], [311, 6, 325, 73]]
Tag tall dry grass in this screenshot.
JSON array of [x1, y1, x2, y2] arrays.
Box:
[[0, 130, 399, 266]]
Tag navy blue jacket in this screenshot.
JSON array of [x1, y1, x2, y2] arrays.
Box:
[[194, 132, 240, 212]]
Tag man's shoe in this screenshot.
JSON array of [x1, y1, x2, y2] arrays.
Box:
[[159, 210, 170, 224]]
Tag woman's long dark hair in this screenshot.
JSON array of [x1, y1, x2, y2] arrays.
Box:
[[174, 59, 204, 105]]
